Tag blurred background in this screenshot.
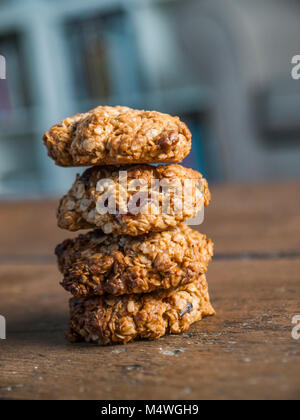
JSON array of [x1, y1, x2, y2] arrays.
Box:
[[0, 0, 300, 198]]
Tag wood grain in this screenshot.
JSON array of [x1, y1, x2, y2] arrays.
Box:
[[0, 259, 299, 400], [205, 181, 300, 255], [0, 182, 299, 259], [0, 183, 300, 400]]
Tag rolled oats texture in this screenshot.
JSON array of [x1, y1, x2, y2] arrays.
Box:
[[43, 106, 191, 166], [66, 275, 215, 346], [57, 164, 211, 236], [55, 224, 214, 296]]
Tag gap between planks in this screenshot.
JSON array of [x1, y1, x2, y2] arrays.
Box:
[[1, 252, 300, 265]]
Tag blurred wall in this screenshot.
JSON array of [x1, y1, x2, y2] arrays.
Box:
[[175, 0, 300, 181], [0, 0, 300, 199]]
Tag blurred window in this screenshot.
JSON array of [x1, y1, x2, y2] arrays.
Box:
[[65, 10, 145, 104]]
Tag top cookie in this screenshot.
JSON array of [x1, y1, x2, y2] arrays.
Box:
[[43, 106, 192, 166]]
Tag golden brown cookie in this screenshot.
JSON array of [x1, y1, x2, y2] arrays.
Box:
[[43, 106, 191, 166], [57, 164, 210, 236], [55, 224, 214, 297], [66, 275, 215, 346]]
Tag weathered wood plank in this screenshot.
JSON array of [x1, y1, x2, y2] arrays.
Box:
[[0, 182, 299, 258], [0, 259, 299, 400], [204, 181, 300, 255]]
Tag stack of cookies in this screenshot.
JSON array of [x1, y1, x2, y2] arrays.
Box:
[[43, 106, 215, 346]]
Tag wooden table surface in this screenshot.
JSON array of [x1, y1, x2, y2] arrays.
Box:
[[0, 182, 300, 400]]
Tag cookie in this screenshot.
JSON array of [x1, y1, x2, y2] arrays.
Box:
[[55, 224, 214, 297], [57, 164, 210, 236], [43, 106, 191, 166], [66, 275, 215, 345]]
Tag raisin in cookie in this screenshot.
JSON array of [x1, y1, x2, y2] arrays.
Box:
[[66, 275, 215, 346], [43, 106, 191, 166], [55, 224, 214, 297]]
